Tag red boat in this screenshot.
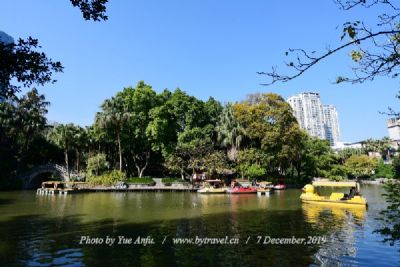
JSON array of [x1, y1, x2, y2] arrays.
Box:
[[228, 180, 258, 194], [273, 184, 286, 190], [273, 179, 286, 190]]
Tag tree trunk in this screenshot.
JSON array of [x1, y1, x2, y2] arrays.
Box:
[[96, 143, 101, 176], [136, 161, 148, 178], [64, 148, 70, 179], [76, 149, 80, 173], [296, 166, 302, 180], [117, 132, 122, 172], [134, 153, 149, 178]]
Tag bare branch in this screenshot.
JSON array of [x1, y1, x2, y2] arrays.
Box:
[[258, 30, 400, 85]]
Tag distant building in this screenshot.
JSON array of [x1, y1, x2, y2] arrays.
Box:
[[332, 141, 362, 151], [387, 118, 400, 140], [387, 118, 400, 149], [287, 92, 341, 146], [322, 105, 340, 147]]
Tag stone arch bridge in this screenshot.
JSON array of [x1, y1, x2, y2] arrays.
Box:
[[19, 163, 83, 189]]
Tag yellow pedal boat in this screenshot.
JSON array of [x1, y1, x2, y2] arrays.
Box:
[[300, 180, 367, 206], [198, 180, 228, 194]]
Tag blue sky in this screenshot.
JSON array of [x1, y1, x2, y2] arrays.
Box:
[[1, 0, 399, 142]]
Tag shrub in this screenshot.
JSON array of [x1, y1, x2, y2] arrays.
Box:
[[87, 170, 126, 186], [327, 165, 347, 181], [162, 178, 181, 184], [126, 177, 155, 185], [344, 155, 378, 178], [329, 175, 345, 182], [244, 164, 266, 180], [86, 153, 109, 177], [393, 156, 400, 179], [374, 160, 394, 179]]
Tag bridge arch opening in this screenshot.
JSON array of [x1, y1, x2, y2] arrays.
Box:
[[27, 172, 62, 189]]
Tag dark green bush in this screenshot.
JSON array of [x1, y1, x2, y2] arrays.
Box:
[[161, 178, 181, 184], [87, 170, 126, 186]]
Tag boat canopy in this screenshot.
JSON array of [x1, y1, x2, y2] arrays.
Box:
[[42, 181, 87, 185], [312, 181, 357, 187], [235, 179, 251, 183], [258, 181, 272, 185]]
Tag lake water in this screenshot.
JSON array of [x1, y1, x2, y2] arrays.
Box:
[[0, 185, 398, 266]]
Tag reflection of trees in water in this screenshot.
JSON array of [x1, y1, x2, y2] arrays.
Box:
[[302, 204, 367, 266], [0, 209, 324, 266]]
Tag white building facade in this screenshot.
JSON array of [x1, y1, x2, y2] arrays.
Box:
[[287, 92, 341, 146], [387, 118, 400, 140]]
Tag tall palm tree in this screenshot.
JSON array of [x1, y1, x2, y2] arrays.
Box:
[[72, 125, 87, 173], [49, 123, 74, 178], [363, 137, 393, 160], [216, 103, 244, 161], [95, 97, 129, 172], [379, 137, 392, 161]]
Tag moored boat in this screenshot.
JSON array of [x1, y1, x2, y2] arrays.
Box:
[[273, 184, 286, 190], [197, 180, 228, 194], [257, 181, 273, 196], [228, 180, 257, 194]]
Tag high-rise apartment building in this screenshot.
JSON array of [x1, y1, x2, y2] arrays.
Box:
[[387, 118, 400, 140], [287, 92, 340, 146], [322, 105, 340, 146]]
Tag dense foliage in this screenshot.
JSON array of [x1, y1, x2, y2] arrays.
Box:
[[2, 79, 400, 190], [87, 170, 126, 186], [375, 181, 400, 246], [0, 37, 63, 101], [0, 89, 63, 187]]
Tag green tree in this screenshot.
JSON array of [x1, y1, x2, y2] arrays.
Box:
[[146, 88, 221, 179], [234, 93, 304, 177], [216, 103, 244, 161], [86, 153, 109, 177], [374, 160, 394, 179], [0, 35, 63, 100], [147, 88, 214, 157], [202, 150, 232, 178], [70, 0, 108, 21], [337, 148, 364, 164], [236, 148, 269, 179], [49, 124, 76, 177], [71, 125, 88, 173], [392, 156, 400, 179], [178, 125, 214, 175], [290, 134, 338, 182], [15, 89, 50, 154], [0, 0, 108, 100], [244, 164, 266, 180], [375, 181, 400, 246], [118, 82, 159, 177], [344, 154, 378, 179], [0, 88, 55, 183], [204, 97, 223, 126], [95, 96, 129, 172]]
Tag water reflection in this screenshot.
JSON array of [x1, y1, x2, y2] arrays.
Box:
[[0, 187, 398, 266], [302, 203, 367, 266], [302, 203, 366, 226]]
